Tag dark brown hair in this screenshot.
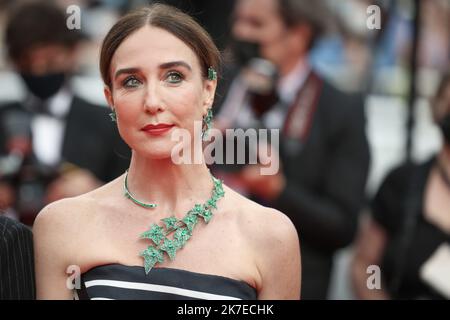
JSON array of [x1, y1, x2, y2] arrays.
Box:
[[278, 0, 331, 50], [5, 1, 83, 62], [100, 3, 221, 88]]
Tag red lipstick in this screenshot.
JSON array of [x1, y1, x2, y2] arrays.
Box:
[[141, 123, 174, 136]]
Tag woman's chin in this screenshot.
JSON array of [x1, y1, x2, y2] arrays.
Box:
[[134, 145, 176, 161], [126, 133, 189, 162], [143, 150, 173, 161]]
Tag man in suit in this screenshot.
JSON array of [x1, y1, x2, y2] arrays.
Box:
[[0, 1, 130, 225], [0, 215, 35, 299], [214, 0, 371, 299]]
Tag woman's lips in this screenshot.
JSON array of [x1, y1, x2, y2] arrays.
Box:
[[141, 123, 175, 136]]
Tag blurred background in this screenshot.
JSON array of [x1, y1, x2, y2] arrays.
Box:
[[0, 0, 448, 300]]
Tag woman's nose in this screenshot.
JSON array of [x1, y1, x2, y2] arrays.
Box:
[[143, 81, 165, 114]]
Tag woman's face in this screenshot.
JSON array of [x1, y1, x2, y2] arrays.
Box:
[[105, 26, 216, 159]]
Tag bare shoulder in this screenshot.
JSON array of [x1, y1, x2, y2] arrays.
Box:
[[33, 198, 88, 278], [33, 196, 93, 254], [33, 180, 118, 255], [223, 186, 299, 250], [33, 176, 121, 234], [33, 185, 117, 299], [34, 193, 94, 230], [223, 186, 301, 298]]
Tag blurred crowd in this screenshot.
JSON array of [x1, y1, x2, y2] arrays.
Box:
[[0, 0, 449, 300]]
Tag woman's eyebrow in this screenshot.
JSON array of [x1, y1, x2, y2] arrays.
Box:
[[114, 67, 139, 79], [159, 61, 192, 71], [114, 61, 192, 80]]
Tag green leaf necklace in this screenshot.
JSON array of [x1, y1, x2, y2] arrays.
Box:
[[123, 170, 225, 274]]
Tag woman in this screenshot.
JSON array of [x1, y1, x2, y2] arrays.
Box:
[[33, 4, 301, 300], [351, 71, 450, 299]]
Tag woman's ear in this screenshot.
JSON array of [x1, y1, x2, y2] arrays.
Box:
[[104, 85, 114, 110], [202, 79, 217, 114]]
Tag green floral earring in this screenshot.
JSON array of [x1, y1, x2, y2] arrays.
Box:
[[109, 109, 117, 122], [202, 108, 213, 140], [208, 67, 217, 81], [202, 67, 216, 140]]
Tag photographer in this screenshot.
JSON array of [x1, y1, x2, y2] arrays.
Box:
[[214, 0, 370, 299]]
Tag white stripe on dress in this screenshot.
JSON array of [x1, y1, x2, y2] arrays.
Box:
[[84, 280, 241, 300]]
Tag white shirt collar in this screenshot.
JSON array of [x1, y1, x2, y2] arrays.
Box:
[[47, 87, 73, 118], [277, 57, 311, 104], [25, 86, 73, 118]]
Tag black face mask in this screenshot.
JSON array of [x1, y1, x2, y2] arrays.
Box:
[[439, 113, 450, 144], [20, 72, 66, 100]]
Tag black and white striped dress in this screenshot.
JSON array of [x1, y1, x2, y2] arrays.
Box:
[[76, 264, 257, 300]]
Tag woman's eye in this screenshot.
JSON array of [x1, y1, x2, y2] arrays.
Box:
[[123, 76, 141, 88], [166, 72, 183, 84]]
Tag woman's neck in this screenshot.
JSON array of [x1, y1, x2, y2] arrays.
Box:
[[125, 152, 214, 216]]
